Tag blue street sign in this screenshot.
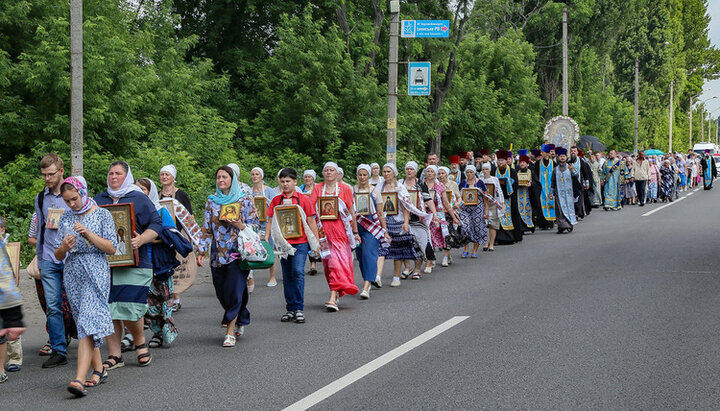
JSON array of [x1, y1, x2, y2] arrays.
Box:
[[401, 20, 450, 38], [408, 62, 431, 96]]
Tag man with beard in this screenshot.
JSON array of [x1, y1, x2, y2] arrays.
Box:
[[551, 147, 580, 234], [458, 152, 470, 183], [532, 144, 556, 229], [530, 149, 542, 171], [589, 151, 604, 207], [578, 150, 595, 214], [568, 146, 593, 219], [515, 154, 538, 234], [601, 149, 628, 210], [700, 149, 716, 190], [494, 150, 523, 244], [448, 155, 461, 184]]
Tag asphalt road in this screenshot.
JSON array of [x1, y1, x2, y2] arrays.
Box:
[[3, 186, 720, 410]]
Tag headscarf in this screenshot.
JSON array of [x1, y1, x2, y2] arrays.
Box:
[[338, 167, 344, 176], [160, 164, 177, 181], [357, 164, 371, 175], [405, 161, 418, 172], [251, 167, 264, 180], [303, 170, 317, 181], [227, 163, 241, 179], [209, 168, 245, 205], [63, 176, 95, 215], [145, 179, 162, 211], [107, 163, 143, 198], [481, 163, 492, 170], [370, 162, 380, 170], [323, 162, 340, 173], [383, 162, 398, 177], [424, 165, 439, 181], [465, 164, 478, 175], [438, 166, 451, 176]]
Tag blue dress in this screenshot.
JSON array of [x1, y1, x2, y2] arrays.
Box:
[[55, 207, 117, 347]]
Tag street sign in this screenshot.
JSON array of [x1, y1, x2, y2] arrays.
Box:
[[401, 20, 450, 38], [408, 62, 431, 96]]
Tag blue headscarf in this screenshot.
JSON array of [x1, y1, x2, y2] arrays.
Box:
[[208, 168, 245, 205]]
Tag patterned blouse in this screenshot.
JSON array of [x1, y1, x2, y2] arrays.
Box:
[[198, 194, 259, 268]]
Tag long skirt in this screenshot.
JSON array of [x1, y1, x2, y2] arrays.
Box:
[[211, 260, 250, 326], [356, 226, 379, 283], [109, 267, 152, 322], [429, 215, 446, 249], [648, 182, 658, 199], [459, 204, 488, 245], [381, 217, 418, 260], [321, 218, 358, 297], [410, 223, 432, 261], [146, 276, 178, 344]]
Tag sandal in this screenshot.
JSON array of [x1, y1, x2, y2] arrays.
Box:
[[102, 355, 124, 370], [281, 311, 296, 322], [85, 369, 108, 387], [222, 334, 236, 347], [461, 251, 469, 258], [400, 270, 411, 280], [134, 343, 152, 367], [0, 371, 7, 384], [294, 311, 305, 324], [325, 301, 339, 312], [148, 334, 163, 348], [39, 342, 52, 356], [120, 333, 134, 353], [470, 253, 479, 258], [411, 272, 421, 280], [234, 324, 245, 337], [67, 380, 87, 397]]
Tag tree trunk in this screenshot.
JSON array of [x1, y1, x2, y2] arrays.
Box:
[[365, 0, 384, 75]]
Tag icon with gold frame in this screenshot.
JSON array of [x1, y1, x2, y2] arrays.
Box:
[[355, 193, 371, 216], [444, 190, 453, 205], [101, 203, 140, 267], [275, 205, 304, 239], [46, 208, 64, 230], [220, 202, 241, 221], [5, 242, 21, 284], [159, 199, 175, 220], [462, 188, 479, 206], [380, 192, 399, 215], [318, 196, 339, 220], [254, 196, 267, 222], [407, 189, 420, 208]]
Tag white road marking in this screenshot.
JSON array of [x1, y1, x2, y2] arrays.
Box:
[[642, 196, 686, 217], [283, 316, 470, 411]]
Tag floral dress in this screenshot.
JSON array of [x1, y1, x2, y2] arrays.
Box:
[[55, 208, 117, 347]]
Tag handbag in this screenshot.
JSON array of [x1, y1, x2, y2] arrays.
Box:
[[237, 240, 275, 270], [27, 255, 40, 280]]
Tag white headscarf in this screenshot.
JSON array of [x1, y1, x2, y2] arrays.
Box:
[[146, 179, 162, 211], [227, 163, 241, 178], [424, 165, 439, 178], [160, 164, 177, 181], [303, 170, 317, 180], [370, 162, 380, 169], [465, 164, 478, 175], [323, 162, 340, 173], [251, 167, 264, 180], [383, 162, 398, 177], [439, 166, 451, 175], [405, 161, 418, 172], [481, 163, 492, 170], [357, 164, 371, 175], [338, 167, 344, 176], [107, 162, 143, 198]]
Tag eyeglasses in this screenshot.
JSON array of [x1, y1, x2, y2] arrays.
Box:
[[41, 170, 62, 178]]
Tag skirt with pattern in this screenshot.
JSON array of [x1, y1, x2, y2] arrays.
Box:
[[380, 217, 418, 260]]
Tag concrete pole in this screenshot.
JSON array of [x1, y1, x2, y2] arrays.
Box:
[[562, 8, 569, 117], [668, 79, 674, 153], [70, 0, 83, 176], [701, 108, 704, 141], [386, 1, 400, 165], [633, 58, 639, 154]]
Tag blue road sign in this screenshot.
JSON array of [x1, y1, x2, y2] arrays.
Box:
[[401, 20, 450, 38], [408, 62, 431, 96]]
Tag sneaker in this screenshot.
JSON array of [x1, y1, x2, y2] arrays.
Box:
[[42, 352, 68, 369], [390, 277, 401, 287], [372, 276, 382, 288], [441, 256, 449, 267], [360, 289, 370, 299]]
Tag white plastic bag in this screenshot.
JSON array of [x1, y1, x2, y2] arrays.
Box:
[[237, 226, 268, 262]]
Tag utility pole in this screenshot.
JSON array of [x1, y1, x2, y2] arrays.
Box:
[[633, 58, 639, 154], [562, 8, 569, 116], [70, 0, 83, 176], [386, 1, 400, 165], [689, 95, 694, 149], [668, 79, 674, 153], [701, 108, 704, 141]]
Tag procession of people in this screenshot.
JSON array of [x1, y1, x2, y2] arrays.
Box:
[[0, 146, 715, 396]]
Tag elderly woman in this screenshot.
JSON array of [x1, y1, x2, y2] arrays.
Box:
[[399, 161, 438, 279], [369, 163, 382, 187], [480, 163, 503, 252], [299, 170, 321, 276], [309, 162, 360, 311], [354, 164, 391, 299], [249, 167, 278, 289], [374, 163, 413, 288], [95, 161, 162, 369], [423, 165, 459, 268], [55, 177, 116, 397], [458, 165, 489, 258], [659, 160, 675, 202], [197, 166, 259, 347]]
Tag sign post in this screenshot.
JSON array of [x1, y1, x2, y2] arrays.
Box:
[[401, 20, 450, 38], [408, 62, 431, 96]]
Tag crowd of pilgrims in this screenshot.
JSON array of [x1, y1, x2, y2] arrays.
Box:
[[0, 146, 716, 396]]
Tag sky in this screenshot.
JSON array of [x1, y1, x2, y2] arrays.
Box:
[[698, 1, 720, 121]]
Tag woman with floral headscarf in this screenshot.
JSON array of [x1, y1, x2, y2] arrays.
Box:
[[55, 176, 117, 396]]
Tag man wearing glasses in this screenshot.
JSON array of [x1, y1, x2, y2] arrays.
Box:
[[34, 153, 71, 368]]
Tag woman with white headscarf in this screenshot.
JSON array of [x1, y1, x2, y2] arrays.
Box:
[[423, 165, 459, 268], [458, 165, 489, 258], [299, 170, 321, 275], [94, 161, 162, 369], [159, 164, 193, 215], [250, 167, 278, 288], [369, 163, 382, 187], [480, 163, 503, 252], [399, 161, 439, 279], [309, 162, 360, 311], [374, 163, 413, 287]]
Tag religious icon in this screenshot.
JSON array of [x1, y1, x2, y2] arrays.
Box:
[[220, 203, 241, 221], [381, 192, 399, 215], [355, 193, 371, 216], [101, 203, 139, 267], [318, 196, 339, 220], [462, 188, 479, 206], [429, 189, 436, 201], [276, 205, 303, 239], [5, 242, 20, 284], [159, 199, 175, 220], [449, 172, 458, 181], [445, 190, 453, 205], [46, 208, 64, 230], [407, 189, 420, 208], [517, 172, 531, 187], [254, 196, 267, 222], [486, 183, 495, 197]]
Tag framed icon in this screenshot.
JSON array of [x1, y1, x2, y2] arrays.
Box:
[[462, 188, 479, 206], [486, 183, 495, 197], [276, 205, 304, 239], [355, 193, 371, 216], [318, 196, 339, 220], [517, 172, 531, 187], [101, 203, 139, 267], [444, 190, 453, 205], [46, 208, 65, 230], [219, 202, 241, 221], [429, 189, 436, 201], [254, 196, 267, 222], [380, 192, 399, 215], [159, 199, 175, 220], [5, 242, 20, 283], [449, 172, 458, 181], [407, 189, 420, 208]]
